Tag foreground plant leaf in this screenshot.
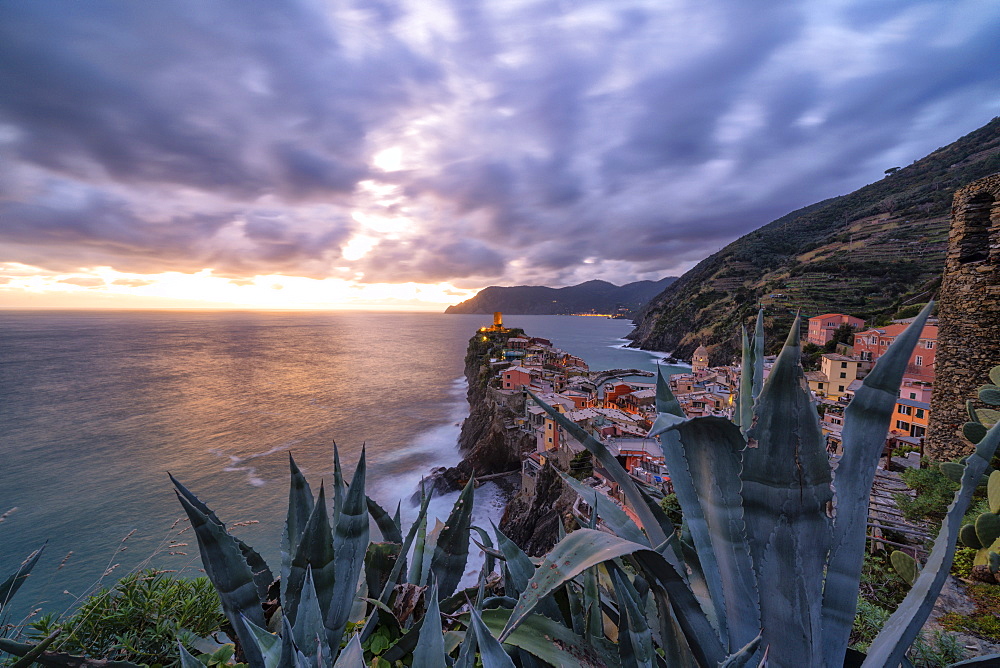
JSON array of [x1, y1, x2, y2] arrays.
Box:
[[743, 316, 832, 666], [173, 484, 265, 668], [327, 447, 369, 649], [429, 476, 475, 599]]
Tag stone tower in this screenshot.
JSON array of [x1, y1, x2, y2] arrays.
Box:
[[926, 173, 1000, 460]]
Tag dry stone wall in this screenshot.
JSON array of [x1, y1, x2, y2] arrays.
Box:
[[926, 173, 1000, 460]]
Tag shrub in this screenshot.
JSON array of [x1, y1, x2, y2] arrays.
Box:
[[28, 569, 224, 667]]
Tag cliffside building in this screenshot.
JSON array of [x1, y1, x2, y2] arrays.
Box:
[[807, 313, 865, 347], [927, 173, 1000, 460]]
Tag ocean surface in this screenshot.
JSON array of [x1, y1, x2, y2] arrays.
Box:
[[0, 310, 683, 622]]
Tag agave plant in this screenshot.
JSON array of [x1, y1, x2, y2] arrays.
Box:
[[12, 301, 994, 667], [518, 303, 1000, 667]]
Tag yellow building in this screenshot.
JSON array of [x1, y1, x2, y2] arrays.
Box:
[[817, 353, 861, 399]]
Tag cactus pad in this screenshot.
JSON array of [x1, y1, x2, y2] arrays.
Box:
[[976, 512, 1000, 548], [960, 523, 983, 549], [890, 550, 919, 586]]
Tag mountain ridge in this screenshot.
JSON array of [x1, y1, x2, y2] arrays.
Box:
[[445, 276, 677, 315], [628, 116, 1000, 363]]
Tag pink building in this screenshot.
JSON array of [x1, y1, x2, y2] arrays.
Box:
[[807, 313, 865, 347], [852, 323, 937, 382], [501, 366, 535, 390]]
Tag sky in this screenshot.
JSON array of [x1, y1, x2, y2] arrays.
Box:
[[1, 0, 999, 310]]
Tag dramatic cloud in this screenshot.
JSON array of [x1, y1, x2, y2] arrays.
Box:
[[1, 0, 999, 295]]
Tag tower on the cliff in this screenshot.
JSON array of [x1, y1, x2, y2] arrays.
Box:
[[692, 344, 710, 374], [494, 311, 503, 328], [926, 173, 1000, 460]]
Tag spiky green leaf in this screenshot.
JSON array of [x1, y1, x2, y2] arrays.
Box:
[[663, 414, 760, 651], [430, 476, 475, 598], [468, 604, 516, 668], [555, 469, 647, 545], [285, 484, 336, 628], [411, 582, 447, 668], [744, 315, 832, 667], [331, 634, 364, 668], [612, 569, 655, 668], [242, 614, 282, 668], [367, 496, 403, 544], [476, 609, 618, 668], [282, 454, 315, 606], [173, 486, 265, 668], [293, 567, 333, 668], [0, 543, 45, 611], [327, 448, 369, 648]]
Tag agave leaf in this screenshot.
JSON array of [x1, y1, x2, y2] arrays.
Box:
[[469, 603, 517, 668], [630, 548, 726, 667], [743, 315, 832, 667], [367, 496, 403, 544], [864, 418, 1000, 667], [332, 441, 346, 519], [718, 633, 763, 667], [584, 562, 603, 640], [332, 634, 364, 668], [612, 569, 655, 668], [821, 303, 932, 665], [327, 448, 370, 649], [285, 484, 336, 627], [242, 614, 282, 668], [173, 487, 265, 668], [735, 326, 753, 431], [752, 308, 765, 399], [470, 525, 497, 575], [411, 582, 447, 668], [171, 474, 273, 600], [0, 542, 45, 611], [364, 542, 401, 604], [409, 489, 431, 586], [293, 567, 333, 668], [476, 608, 618, 668], [530, 389, 668, 548], [663, 414, 760, 651], [282, 454, 315, 606], [178, 643, 203, 668], [430, 476, 475, 598], [556, 469, 648, 545]]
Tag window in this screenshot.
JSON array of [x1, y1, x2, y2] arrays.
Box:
[[899, 405, 912, 415], [915, 409, 925, 419], [838, 385, 845, 393], [547, 437, 552, 443], [912, 425, 926, 438], [896, 420, 909, 430], [839, 372, 847, 379], [925, 340, 935, 349], [818, 382, 825, 389], [915, 356, 923, 366], [909, 392, 917, 399], [841, 362, 848, 369]]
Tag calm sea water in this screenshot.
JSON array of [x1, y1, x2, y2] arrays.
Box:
[[0, 310, 680, 621]]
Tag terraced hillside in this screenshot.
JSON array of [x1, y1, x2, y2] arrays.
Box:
[[629, 116, 1000, 364]]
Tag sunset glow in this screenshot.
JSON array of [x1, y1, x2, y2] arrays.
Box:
[[0, 263, 477, 310]]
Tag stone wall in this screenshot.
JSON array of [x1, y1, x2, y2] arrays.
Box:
[[926, 173, 1000, 460]]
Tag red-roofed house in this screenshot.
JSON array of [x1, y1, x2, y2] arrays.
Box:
[[852, 323, 937, 382]]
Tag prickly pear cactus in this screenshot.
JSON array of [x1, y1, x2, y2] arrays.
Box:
[[959, 469, 1000, 582]]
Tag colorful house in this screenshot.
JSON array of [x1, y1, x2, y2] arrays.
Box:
[[807, 313, 865, 347], [852, 323, 938, 382]]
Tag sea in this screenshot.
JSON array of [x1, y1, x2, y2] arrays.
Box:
[[0, 310, 684, 622]]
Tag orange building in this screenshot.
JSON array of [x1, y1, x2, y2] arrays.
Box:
[[891, 397, 930, 440]]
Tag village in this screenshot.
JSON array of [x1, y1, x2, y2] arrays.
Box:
[[478, 310, 938, 525]]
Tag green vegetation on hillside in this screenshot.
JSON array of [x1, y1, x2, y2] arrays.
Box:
[[631, 116, 1000, 363]]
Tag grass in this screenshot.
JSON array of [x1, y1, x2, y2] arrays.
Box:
[[940, 583, 1000, 642]]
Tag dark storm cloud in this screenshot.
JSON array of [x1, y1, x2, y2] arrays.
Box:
[[1, 0, 998, 286]]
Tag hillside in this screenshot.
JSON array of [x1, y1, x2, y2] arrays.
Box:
[[445, 276, 676, 315], [629, 116, 1000, 363]]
